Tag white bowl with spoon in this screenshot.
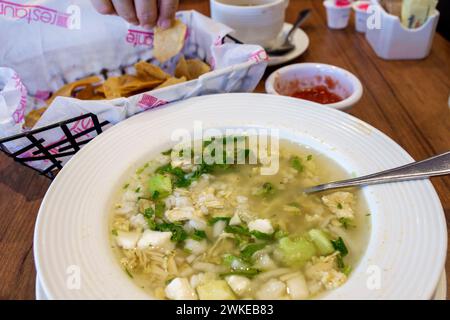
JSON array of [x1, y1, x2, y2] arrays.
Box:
[[34, 93, 446, 299]]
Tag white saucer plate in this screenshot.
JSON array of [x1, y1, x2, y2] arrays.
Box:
[[268, 22, 310, 66]]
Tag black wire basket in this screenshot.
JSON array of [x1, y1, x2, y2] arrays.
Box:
[[0, 113, 110, 179]]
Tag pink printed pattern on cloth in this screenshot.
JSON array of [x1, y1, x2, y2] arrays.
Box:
[[213, 35, 224, 47], [11, 72, 27, 124], [126, 29, 154, 47], [248, 49, 269, 63], [34, 90, 51, 101], [0, 0, 71, 28], [125, 24, 190, 47], [138, 94, 168, 110]]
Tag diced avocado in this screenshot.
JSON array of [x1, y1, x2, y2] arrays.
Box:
[[308, 229, 334, 256], [274, 229, 289, 240], [148, 174, 172, 198], [196, 280, 236, 300], [277, 237, 317, 267]]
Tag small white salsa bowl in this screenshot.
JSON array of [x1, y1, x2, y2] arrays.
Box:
[[265, 63, 363, 110]]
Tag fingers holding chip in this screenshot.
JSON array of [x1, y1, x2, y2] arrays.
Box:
[[153, 19, 187, 63]]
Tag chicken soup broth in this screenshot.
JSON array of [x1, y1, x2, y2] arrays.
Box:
[[110, 138, 370, 300]]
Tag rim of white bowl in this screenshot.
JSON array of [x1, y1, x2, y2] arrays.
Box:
[[211, 0, 285, 10], [265, 63, 363, 110], [34, 93, 447, 300]]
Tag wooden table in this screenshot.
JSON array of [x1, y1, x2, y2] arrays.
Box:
[[0, 0, 449, 300]]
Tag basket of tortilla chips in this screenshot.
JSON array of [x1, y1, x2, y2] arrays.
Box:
[[0, 2, 267, 177]]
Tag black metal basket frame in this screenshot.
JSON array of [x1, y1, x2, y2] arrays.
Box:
[[0, 113, 109, 179]]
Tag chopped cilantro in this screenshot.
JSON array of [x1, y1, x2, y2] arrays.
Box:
[[274, 229, 289, 240], [143, 207, 154, 219], [342, 265, 352, 276], [250, 230, 273, 240], [151, 190, 160, 200], [155, 162, 216, 189], [240, 243, 266, 261], [336, 254, 351, 275], [143, 207, 156, 229], [208, 216, 231, 226], [154, 222, 188, 243], [262, 182, 275, 194], [155, 201, 165, 218], [191, 229, 207, 241], [338, 217, 354, 229], [154, 163, 172, 175], [220, 269, 260, 278], [290, 156, 304, 172], [221, 254, 260, 277], [124, 268, 134, 278], [224, 224, 250, 236], [255, 182, 276, 196], [143, 207, 180, 233], [331, 237, 348, 256]]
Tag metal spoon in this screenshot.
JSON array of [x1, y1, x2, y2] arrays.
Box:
[[303, 151, 450, 194], [265, 9, 311, 56]]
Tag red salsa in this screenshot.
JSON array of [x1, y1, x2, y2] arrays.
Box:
[[357, 3, 370, 11], [291, 85, 343, 104]]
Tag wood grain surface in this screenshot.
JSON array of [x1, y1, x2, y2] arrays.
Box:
[[0, 0, 449, 299]]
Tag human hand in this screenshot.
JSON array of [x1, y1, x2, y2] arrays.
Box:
[[91, 0, 179, 29]]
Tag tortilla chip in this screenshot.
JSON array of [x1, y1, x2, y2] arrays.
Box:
[[135, 61, 170, 81], [95, 84, 105, 96], [155, 76, 187, 89], [46, 76, 102, 105], [24, 107, 47, 129], [74, 84, 105, 100], [175, 56, 191, 79], [102, 77, 122, 99], [153, 19, 187, 63], [186, 59, 211, 79], [103, 75, 163, 99]]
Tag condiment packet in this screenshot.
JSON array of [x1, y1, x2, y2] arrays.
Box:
[[379, 0, 403, 17], [401, 0, 438, 28]]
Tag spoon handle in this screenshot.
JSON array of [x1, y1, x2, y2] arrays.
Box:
[[304, 151, 450, 194], [286, 9, 311, 41]]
